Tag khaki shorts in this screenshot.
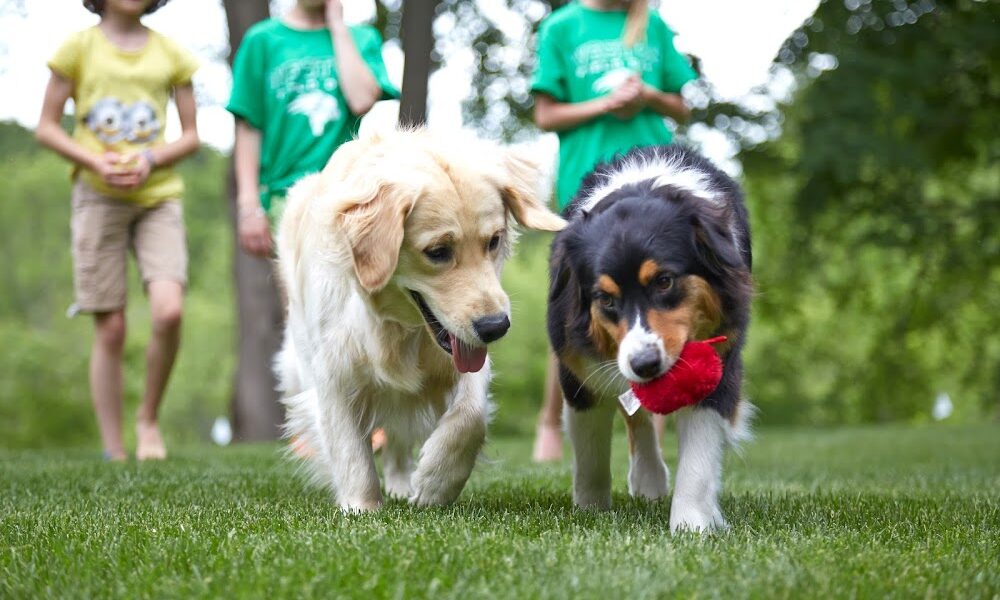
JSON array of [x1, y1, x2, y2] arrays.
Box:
[[70, 180, 187, 314]]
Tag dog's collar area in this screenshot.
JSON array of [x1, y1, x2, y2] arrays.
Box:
[[409, 290, 453, 354]]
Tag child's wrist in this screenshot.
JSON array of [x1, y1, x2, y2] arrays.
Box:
[[638, 84, 651, 104], [83, 154, 101, 172], [238, 202, 266, 220], [141, 149, 157, 169]]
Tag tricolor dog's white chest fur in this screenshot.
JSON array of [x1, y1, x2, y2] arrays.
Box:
[[548, 145, 755, 533]]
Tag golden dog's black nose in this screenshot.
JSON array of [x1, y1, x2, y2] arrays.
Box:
[[473, 314, 511, 344]]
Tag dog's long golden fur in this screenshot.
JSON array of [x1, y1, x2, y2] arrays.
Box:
[[274, 128, 563, 511]]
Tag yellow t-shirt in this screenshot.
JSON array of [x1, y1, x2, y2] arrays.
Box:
[[48, 26, 198, 206]]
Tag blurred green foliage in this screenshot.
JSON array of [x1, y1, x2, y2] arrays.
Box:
[[2, 0, 997, 449], [739, 0, 1000, 423]]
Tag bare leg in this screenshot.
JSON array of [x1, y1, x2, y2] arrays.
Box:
[[532, 351, 564, 462], [371, 428, 387, 453], [91, 310, 127, 461], [136, 280, 183, 460]]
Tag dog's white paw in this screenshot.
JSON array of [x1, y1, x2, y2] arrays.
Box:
[[384, 470, 413, 499], [669, 496, 727, 533], [338, 496, 383, 513], [628, 460, 670, 501], [574, 488, 612, 510], [409, 472, 464, 507]]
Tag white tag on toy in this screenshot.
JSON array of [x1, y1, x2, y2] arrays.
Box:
[[618, 388, 641, 416]]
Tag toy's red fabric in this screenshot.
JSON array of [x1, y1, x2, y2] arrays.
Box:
[[630, 336, 727, 415]]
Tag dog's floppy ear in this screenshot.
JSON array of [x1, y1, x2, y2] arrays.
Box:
[[547, 238, 582, 354], [500, 150, 566, 232], [691, 212, 743, 275], [338, 182, 414, 292], [548, 240, 572, 303]]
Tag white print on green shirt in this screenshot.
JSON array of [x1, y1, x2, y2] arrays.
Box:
[[270, 57, 343, 137], [270, 57, 341, 99], [572, 40, 660, 79]]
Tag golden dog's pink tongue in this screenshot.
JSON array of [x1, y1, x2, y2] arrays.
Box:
[[450, 333, 487, 373]]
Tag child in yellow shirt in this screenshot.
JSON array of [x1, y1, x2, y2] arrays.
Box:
[[36, 0, 200, 461]]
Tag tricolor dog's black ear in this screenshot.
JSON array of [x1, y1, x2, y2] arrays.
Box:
[[548, 241, 572, 303], [547, 238, 584, 354], [691, 212, 743, 275]]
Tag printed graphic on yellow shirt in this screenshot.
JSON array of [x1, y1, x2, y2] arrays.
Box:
[[84, 97, 162, 145], [124, 102, 161, 143], [84, 98, 128, 144]]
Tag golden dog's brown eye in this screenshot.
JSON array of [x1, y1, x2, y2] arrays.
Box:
[[424, 245, 453, 263], [488, 234, 502, 252], [654, 274, 674, 292]]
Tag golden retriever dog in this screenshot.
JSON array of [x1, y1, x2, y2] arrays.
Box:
[[275, 129, 564, 511]]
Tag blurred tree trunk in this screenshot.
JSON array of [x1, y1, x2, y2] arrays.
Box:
[[222, 0, 284, 441], [398, 0, 438, 127]]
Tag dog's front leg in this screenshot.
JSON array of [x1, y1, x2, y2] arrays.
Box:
[[313, 382, 382, 512], [623, 408, 670, 501], [409, 372, 489, 506], [566, 398, 616, 509], [670, 406, 728, 532], [383, 436, 414, 499]]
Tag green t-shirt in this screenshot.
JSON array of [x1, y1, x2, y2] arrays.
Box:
[[227, 19, 399, 209], [531, 3, 698, 209]]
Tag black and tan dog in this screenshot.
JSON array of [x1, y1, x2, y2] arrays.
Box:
[[547, 145, 753, 532]]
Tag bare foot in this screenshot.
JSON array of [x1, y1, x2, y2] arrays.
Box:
[[532, 423, 563, 462], [136, 420, 167, 460], [103, 449, 128, 462], [289, 434, 314, 459], [288, 430, 382, 459], [371, 428, 387, 453]]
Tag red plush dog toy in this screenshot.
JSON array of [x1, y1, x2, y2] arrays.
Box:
[[630, 336, 727, 415]]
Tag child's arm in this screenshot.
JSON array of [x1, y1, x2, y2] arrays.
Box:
[[146, 83, 200, 167], [233, 119, 271, 257], [120, 83, 200, 189], [534, 77, 645, 132], [640, 84, 691, 123], [326, 0, 381, 116], [35, 71, 129, 187], [534, 94, 611, 133]]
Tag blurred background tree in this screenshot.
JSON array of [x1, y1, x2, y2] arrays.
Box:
[[1, 0, 996, 449], [740, 0, 1000, 422], [220, 0, 283, 443], [426, 0, 1000, 423]]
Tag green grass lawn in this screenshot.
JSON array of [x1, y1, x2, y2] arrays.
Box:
[[2, 424, 999, 599]]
